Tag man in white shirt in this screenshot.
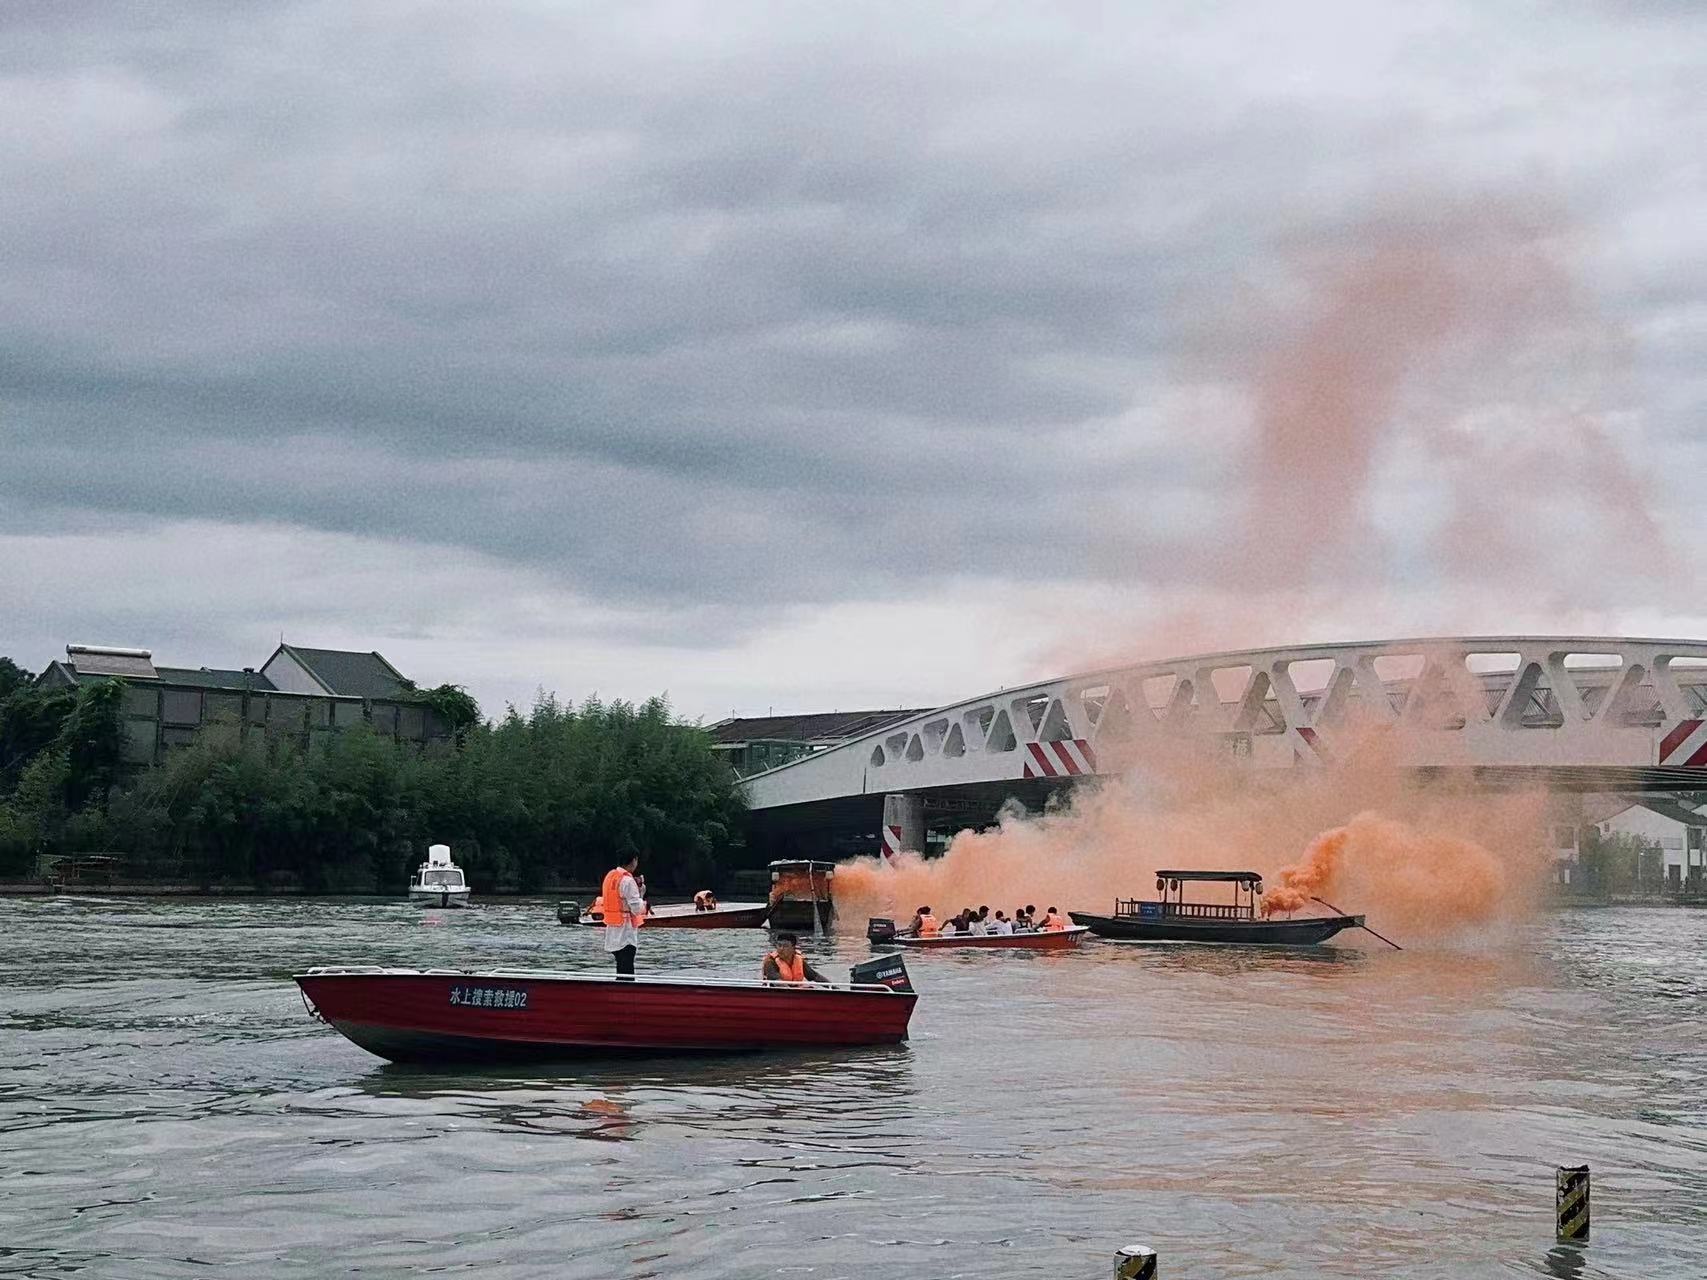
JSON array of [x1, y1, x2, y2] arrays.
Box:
[[991, 912, 1014, 935], [600, 855, 648, 977]]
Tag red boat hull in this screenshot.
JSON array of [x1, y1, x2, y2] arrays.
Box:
[[895, 926, 1089, 951], [578, 902, 770, 929], [296, 969, 915, 1062]]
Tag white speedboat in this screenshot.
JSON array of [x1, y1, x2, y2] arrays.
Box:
[[408, 844, 472, 908]]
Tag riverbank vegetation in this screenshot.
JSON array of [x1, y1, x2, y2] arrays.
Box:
[[0, 665, 746, 892]]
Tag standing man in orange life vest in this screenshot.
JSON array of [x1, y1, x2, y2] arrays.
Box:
[[601, 854, 648, 977], [762, 932, 829, 985]]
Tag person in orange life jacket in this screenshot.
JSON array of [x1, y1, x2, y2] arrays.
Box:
[[601, 854, 648, 977], [693, 889, 718, 912], [762, 932, 828, 984], [911, 906, 940, 937], [1041, 906, 1068, 931]]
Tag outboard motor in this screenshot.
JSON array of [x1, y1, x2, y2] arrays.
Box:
[[556, 900, 581, 925], [850, 953, 914, 994], [865, 916, 898, 944]]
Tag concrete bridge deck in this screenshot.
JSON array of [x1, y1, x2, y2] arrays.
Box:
[[741, 637, 1707, 854]]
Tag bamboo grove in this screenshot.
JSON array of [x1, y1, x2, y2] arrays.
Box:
[[0, 658, 748, 892]]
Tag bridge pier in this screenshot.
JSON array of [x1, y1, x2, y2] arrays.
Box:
[[881, 793, 926, 859]]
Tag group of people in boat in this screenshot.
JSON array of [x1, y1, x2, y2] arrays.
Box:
[[907, 903, 1068, 936]]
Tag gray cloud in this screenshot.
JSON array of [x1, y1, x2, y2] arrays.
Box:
[[3, 1, 1705, 686]]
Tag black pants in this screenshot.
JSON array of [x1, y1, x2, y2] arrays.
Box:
[[612, 944, 636, 978]]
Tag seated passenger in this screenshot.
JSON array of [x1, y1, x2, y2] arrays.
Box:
[[915, 907, 940, 937], [991, 912, 1013, 935], [762, 933, 829, 985], [693, 889, 718, 912], [1041, 906, 1068, 931], [966, 914, 987, 935]]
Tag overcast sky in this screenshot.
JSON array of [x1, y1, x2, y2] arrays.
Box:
[[3, 1, 1704, 721]]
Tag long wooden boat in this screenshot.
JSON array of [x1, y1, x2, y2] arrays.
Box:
[[296, 957, 916, 1063], [576, 901, 771, 929], [1072, 869, 1364, 946], [894, 926, 1090, 951], [1070, 911, 1361, 945]]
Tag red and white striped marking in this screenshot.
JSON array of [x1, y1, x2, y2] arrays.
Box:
[[1660, 718, 1707, 766], [880, 825, 903, 861], [1022, 738, 1098, 779]]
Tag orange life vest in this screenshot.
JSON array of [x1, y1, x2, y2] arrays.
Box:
[[600, 868, 646, 928], [917, 913, 939, 937], [1042, 911, 1067, 931], [766, 950, 806, 983]]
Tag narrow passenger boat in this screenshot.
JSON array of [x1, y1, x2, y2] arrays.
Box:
[[1072, 870, 1363, 946], [295, 955, 916, 1063], [572, 901, 771, 929], [893, 925, 1089, 951]]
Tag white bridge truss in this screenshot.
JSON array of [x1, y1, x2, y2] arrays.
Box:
[[744, 637, 1707, 811]]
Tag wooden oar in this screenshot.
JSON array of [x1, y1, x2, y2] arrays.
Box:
[[1311, 896, 1403, 950]]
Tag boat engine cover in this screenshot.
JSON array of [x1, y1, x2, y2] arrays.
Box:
[[865, 917, 898, 943], [850, 953, 913, 994]]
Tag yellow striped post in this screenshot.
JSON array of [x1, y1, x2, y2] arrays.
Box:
[[1114, 1244, 1157, 1279], [1556, 1165, 1590, 1243]]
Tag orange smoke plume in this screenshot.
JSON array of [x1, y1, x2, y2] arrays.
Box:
[[1261, 811, 1512, 931]]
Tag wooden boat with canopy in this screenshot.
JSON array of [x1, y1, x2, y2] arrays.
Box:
[[1071, 870, 1363, 946]]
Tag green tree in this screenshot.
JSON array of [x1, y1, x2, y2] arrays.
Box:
[[1578, 828, 1661, 896], [0, 656, 29, 701], [0, 683, 77, 794]]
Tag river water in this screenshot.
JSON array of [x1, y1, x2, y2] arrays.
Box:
[[1, 898, 1703, 1279]]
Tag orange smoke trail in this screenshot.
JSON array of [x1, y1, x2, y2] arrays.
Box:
[[842, 198, 1662, 942], [837, 726, 1550, 941], [1260, 812, 1511, 931]]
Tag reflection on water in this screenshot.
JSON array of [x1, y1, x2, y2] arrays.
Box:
[[2, 897, 1705, 1278]]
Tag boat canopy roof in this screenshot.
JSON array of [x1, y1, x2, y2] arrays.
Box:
[[1155, 870, 1263, 884]]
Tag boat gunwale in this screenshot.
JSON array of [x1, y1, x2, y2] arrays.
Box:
[[893, 925, 1090, 947], [295, 965, 910, 997]]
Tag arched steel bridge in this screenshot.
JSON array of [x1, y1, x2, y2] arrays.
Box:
[[745, 638, 1707, 826]]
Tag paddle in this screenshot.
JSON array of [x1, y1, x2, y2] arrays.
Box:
[[1311, 895, 1404, 950]]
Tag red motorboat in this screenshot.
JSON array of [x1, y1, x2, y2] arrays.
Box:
[[572, 900, 770, 929], [894, 926, 1090, 951], [295, 956, 916, 1063]]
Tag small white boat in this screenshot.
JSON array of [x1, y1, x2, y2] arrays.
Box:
[[408, 844, 471, 909]]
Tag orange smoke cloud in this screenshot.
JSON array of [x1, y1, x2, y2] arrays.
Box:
[[842, 197, 1656, 944], [837, 726, 1549, 942], [1261, 811, 1511, 932]]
